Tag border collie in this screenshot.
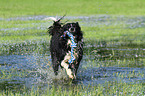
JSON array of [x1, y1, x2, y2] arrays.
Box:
[[47, 17, 83, 79]]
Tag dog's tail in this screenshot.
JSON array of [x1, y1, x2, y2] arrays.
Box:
[[44, 15, 65, 22], [45, 16, 65, 35], [44, 17, 57, 22]]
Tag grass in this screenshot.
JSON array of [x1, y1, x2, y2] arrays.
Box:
[[1, 16, 145, 45], [0, 82, 144, 96], [0, 0, 145, 18]]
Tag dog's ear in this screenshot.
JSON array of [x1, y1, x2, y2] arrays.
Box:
[[76, 22, 79, 26], [75, 22, 81, 31]]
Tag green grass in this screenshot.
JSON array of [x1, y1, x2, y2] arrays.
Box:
[[1, 16, 145, 45], [0, 82, 144, 96], [83, 26, 145, 43], [0, 0, 145, 45], [0, 0, 145, 18]]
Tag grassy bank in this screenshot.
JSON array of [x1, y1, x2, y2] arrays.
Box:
[[0, 0, 145, 18]]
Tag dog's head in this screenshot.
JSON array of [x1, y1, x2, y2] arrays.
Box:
[[63, 22, 81, 35]]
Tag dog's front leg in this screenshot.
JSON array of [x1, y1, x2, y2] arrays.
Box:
[[61, 52, 75, 79], [61, 61, 74, 79]]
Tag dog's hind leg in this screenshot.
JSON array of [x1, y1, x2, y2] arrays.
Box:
[[53, 63, 59, 75], [51, 55, 59, 75]]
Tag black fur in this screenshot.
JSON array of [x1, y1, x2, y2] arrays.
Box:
[[48, 18, 83, 78]]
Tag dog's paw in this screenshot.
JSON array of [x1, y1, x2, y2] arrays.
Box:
[[66, 69, 76, 79]]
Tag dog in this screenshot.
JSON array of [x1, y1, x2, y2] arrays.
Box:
[[47, 17, 83, 79]]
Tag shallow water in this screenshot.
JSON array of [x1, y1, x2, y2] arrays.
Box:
[[0, 42, 145, 92], [0, 15, 145, 93]]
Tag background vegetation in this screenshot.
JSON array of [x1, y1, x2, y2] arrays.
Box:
[[0, 0, 145, 18]]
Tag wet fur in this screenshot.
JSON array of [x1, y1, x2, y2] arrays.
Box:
[[48, 18, 83, 79]]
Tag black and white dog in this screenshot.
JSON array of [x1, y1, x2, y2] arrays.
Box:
[[47, 17, 83, 79]]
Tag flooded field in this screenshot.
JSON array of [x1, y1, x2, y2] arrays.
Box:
[[0, 15, 145, 95]]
